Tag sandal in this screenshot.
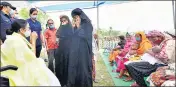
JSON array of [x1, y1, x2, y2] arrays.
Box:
[[130, 82, 139, 87], [123, 77, 133, 82], [115, 75, 123, 79]]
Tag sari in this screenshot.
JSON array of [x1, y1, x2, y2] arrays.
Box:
[[116, 31, 152, 72], [1, 32, 60, 86], [109, 36, 126, 62]]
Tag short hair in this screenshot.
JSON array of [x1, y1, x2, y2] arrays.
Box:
[[47, 19, 54, 24]]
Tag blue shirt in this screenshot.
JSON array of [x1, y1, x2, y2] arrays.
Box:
[[27, 18, 42, 46], [0, 11, 12, 42]]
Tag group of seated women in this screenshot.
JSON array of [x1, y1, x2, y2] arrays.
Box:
[[108, 30, 175, 87]]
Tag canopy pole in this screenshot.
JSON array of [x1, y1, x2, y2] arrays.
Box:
[[172, 0, 175, 29], [97, 0, 99, 30]]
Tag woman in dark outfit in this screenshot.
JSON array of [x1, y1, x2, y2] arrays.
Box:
[[27, 8, 44, 58], [55, 15, 73, 86], [66, 8, 93, 87]]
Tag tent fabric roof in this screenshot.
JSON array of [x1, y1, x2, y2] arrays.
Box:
[[28, 1, 131, 12]]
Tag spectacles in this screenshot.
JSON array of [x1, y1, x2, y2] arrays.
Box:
[[48, 23, 53, 25]]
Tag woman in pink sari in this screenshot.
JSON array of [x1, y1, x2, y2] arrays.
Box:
[[115, 32, 135, 78]]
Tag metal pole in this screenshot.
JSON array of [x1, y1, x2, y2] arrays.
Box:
[[97, 0, 99, 30], [172, 0, 176, 29]]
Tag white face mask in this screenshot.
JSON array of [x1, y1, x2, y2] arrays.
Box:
[[31, 15, 37, 19], [24, 30, 31, 37]]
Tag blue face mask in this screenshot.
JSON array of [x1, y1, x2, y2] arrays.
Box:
[[49, 24, 55, 29], [136, 37, 141, 41]]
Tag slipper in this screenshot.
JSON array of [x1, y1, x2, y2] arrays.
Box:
[[115, 76, 123, 79], [123, 78, 133, 82]]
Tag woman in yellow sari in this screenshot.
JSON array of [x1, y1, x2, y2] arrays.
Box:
[[1, 19, 60, 86]]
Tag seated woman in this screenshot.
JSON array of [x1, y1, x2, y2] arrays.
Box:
[[125, 30, 174, 87], [115, 31, 152, 79], [109, 34, 128, 66], [148, 31, 175, 87], [1, 19, 60, 86]]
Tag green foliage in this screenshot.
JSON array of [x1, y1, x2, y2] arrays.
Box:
[[19, 8, 29, 20], [97, 29, 126, 38], [19, 8, 49, 31]]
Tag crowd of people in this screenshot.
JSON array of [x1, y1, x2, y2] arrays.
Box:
[[105, 30, 175, 86], [1, 2, 99, 87], [0, 1, 175, 87]]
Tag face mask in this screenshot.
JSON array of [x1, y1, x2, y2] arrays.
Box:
[[31, 15, 37, 19], [10, 10, 14, 15], [135, 37, 141, 41], [155, 40, 162, 44], [9, 10, 14, 17], [24, 30, 31, 37], [14, 15, 19, 19], [49, 24, 55, 29]]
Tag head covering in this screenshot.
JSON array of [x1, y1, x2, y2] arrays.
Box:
[[71, 8, 90, 23], [0, 2, 16, 10], [135, 31, 152, 55], [148, 30, 165, 38], [165, 29, 176, 38]]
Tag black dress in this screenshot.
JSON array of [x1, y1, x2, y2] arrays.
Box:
[[55, 16, 73, 86], [66, 8, 93, 87]]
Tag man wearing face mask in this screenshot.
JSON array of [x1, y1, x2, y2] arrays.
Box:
[[10, 9, 19, 21], [27, 8, 44, 58], [0, 2, 16, 43], [44, 19, 58, 72]]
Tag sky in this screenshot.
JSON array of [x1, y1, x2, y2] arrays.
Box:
[[4, 1, 175, 32]]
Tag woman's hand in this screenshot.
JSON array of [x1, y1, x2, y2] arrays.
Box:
[[31, 31, 38, 40], [72, 20, 76, 27], [146, 49, 155, 56], [30, 31, 38, 54]]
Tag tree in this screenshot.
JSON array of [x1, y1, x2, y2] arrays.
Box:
[[19, 8, 49, 31]]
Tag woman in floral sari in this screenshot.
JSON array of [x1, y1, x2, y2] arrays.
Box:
[[1, 19, 60, 86], [148, 30, 175, 87], [126, 30, 174, 87]]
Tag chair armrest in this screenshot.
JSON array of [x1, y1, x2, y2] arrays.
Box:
[[0, 65, 18, 72]]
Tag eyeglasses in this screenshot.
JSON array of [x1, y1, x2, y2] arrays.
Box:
[[48, 23, 53, 25]]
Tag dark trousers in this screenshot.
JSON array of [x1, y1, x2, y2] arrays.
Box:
[[36, 45, 42, 58], [125, 62, 166, 87], [47, 49, 56, 72]]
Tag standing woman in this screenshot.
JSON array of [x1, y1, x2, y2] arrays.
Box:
[[27, 8, 44, 58], [67, 8, 93, 87], [55, 15, 73, 86]]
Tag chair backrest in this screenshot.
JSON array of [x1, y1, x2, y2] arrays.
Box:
[[0, 76, 10, 87]]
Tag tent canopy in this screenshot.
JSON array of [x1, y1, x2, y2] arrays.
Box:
[[27, 0, 132, 12]]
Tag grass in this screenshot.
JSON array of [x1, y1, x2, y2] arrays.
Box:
[[93, 53, 115, 86]]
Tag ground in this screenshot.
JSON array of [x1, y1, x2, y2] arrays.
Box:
[[93, 52, 114, 86]]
